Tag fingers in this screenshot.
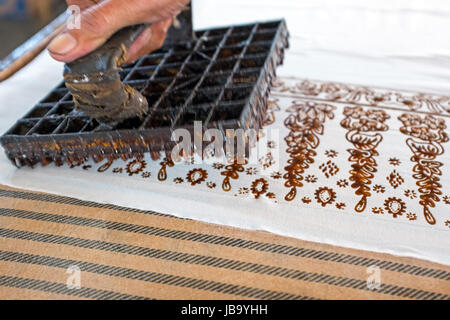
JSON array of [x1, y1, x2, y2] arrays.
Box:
[[49, 0, 133, 62], [49, 0, 189, 63], [66, 0, 97, 11], [125, 19, 172, 64]]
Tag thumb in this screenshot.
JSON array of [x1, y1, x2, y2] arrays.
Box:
[[48, 0, 146, 62]]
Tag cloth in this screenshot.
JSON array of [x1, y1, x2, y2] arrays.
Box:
[[1, 0, 450, 266], [2, 77, 449, 266], [0, 184, 449, 299]]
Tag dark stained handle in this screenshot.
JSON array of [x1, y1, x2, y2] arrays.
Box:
[[64, 23, 149, 75], [63, 24, 150, 126]]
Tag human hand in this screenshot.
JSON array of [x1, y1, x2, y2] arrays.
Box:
[[48, 0, 189, 64]]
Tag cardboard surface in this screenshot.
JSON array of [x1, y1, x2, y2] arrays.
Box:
[[0, 184, 448, 299]]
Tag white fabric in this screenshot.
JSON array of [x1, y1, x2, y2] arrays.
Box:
[[1, 0, 450, 265]]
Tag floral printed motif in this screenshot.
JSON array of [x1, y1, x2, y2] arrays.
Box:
[[372, 207, 384, 215], [283, 101, 336, 201], [271, 78, 292, 93], [266, 192, 276, 199], [301, 196, 312, 204], [389, 158, 401, 166], [373, 185, 385, 193], [270, 171, 282, 180], [126, 159, 147, 176], [386, 170, 404, 189], [141, 171, 151, 178], [238, 187, 249, 195], [158, 157, 174, 181], [112, 168, 123, 174], [68, 157, 87, 168], [404, 189, 417, 200], [267, 141, 277, 149], [259, 152, 275, 169], [246, 167, 258, 175], [173, 177, 184, 184], [294, 80, 391, 105], [288, 79, 450, 114], [444, 196, 450, 205], [213, 162, 224, 170], [186, 168, 208, 186], [221, 158, 247, 191], [398, 113, 449, 225], [264, 99, 281, 126], [97, 158, 116, 172], [395, 92, 450, 114], [336, 179, 349, 188], [250, 178, 269, 199], [406, 212, 417, 221], [305, 175, 318, 183], [325, 150, 338, 158], [206, 182, 216, 189], [341, 107, 390, 212], [335, 203, 346, 210], [314, 187, 336, 207], [319, 160, 339, 178], [66, 78, 450, 232], [384, 197, 406, 218]]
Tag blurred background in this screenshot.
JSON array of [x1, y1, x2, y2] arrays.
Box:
[[0, 0, 65, 58]]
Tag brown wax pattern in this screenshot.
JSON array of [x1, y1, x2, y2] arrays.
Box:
[[283, 101, 336, 201], [398, 113, 449, 225], [340, 107, 390, 213]]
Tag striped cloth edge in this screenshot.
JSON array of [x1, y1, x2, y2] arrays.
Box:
[[0, 185, 448, 300]]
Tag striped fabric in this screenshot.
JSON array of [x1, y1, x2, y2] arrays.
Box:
[[0, 185, 448, 300]]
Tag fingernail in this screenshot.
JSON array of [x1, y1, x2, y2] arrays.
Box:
[[48, 33, 77, 55]]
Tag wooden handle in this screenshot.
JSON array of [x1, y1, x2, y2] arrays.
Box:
[[0, 11, 69, 83]]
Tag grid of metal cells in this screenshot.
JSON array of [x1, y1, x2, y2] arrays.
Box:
[[5, 20, 284, 137]]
